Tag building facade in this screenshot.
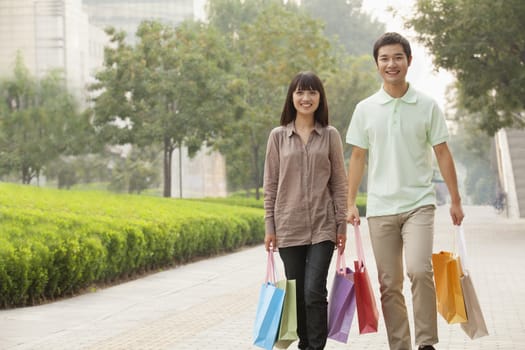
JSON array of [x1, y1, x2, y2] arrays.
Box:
[[0, 0, 227, 198], [0, 0, 106, 102], [82, 0, 194, 42]]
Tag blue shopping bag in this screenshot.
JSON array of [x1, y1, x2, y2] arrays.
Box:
[[253, 250, 286, 350]]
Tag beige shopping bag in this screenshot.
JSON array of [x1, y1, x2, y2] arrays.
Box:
[[456, 226, 489, 339]]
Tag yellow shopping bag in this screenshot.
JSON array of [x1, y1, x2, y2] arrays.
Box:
[[431, 251, 467, 324]]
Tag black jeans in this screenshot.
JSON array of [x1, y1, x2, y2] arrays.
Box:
[[279, 241, 334, 350]]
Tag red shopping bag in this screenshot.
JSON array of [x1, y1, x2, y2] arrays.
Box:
[[353, 223, 379, 334]]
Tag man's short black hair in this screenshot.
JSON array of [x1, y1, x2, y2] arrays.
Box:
[[373, 32, 412, 63]]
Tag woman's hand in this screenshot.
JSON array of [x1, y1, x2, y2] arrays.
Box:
[[337, 233, 347, 254], [264, 233, 277, 251]]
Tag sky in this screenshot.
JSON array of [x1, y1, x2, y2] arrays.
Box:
[[361, 0, 455, 109]]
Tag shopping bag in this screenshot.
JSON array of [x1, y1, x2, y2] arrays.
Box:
[[456, 226, 489, 339], [253, 250, 286, 350], [431, 251, 467, 324], [353, 223, 379, 334], [327, 252, 356, 343], [274, 279, 298, 349]]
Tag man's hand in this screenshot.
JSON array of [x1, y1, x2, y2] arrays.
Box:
[[347, 205, 361, 225], [450, 202, 465, 226]]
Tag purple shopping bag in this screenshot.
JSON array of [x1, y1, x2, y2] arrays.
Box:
[[327, 252, 356, 343]]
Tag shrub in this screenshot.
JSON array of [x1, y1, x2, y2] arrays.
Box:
[[0, 183, 264, 308]]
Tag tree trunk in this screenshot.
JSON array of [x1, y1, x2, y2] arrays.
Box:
[[21, 166, 32, 184], [178, 145, 183, 198], [252, 143, 260, 200], [163, 138, 172, 198]]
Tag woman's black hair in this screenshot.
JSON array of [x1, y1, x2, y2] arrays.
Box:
[[280, 71, 329, 126]]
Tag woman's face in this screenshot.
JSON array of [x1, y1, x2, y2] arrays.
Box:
[[292, 88, 320, 117]]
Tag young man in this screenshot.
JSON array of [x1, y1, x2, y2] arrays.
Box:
[[345, 32, 464, 350]]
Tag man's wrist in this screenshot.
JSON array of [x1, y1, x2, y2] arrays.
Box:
[[451, 197, 462, 205]]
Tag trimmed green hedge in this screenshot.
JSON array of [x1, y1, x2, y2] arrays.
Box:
[[197, 194, 367, 216], [0, 183, 264, 308]]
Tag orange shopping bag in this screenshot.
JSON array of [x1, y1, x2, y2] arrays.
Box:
[[431, 250, 467, 324]]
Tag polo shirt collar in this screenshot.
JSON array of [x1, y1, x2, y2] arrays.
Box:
[[286, 120, 324, 137], [374, 83, 418, 105]]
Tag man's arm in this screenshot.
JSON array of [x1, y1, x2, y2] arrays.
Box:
[[347, 146, 367, 225], [433, 142, 465, 225]]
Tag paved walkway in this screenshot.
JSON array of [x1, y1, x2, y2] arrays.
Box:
[[1, 205, 524, 350]]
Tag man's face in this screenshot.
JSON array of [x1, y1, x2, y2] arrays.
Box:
[[376, 43, 412, 86]]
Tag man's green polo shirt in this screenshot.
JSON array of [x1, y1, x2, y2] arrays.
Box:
[[346, 84, 449, 217]]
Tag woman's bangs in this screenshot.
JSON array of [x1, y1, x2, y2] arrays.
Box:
[[296, 74, 321, 92]]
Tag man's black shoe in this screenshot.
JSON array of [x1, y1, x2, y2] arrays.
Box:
[[418, 346, 435, 350]]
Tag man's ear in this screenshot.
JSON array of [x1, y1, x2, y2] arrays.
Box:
[[407, 55, 413, 67]]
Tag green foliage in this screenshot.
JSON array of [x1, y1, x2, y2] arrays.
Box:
[[448, 112, 498, 205], [324, 54, 381, 158], [108, 146, 161, 194], [205, 0, 382, 196], [407, 0, 525, 135], [197, 192, 367, 216], [301, 0, 385, 55], [194, 196, 264, 209], [0, 182, 264, 308], [0, 53, 93, 183], [208, 0, 334, 198], [356, 194, 367, 217], [90, 20, 234, 197]]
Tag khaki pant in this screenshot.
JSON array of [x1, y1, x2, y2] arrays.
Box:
[[367, 205, 438, 350]]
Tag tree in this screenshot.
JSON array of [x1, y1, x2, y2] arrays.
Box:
[[407, 0, 525, 135], [208, 0, 335, 199], [0, 53, 91, 184], [324, 53, 380, 159], [90, 21, 233, 197], [301, 0, 385, 55], [107, 146, 161, 194], [448, 108, 498, 204]]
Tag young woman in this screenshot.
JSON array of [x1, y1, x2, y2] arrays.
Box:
[[263, 71, 348, 350]]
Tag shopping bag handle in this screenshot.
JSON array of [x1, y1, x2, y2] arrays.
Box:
[[353, 221, 366, 270], [456, 225, 470, 275], [265, 249, 277, 284], [335, 251, 347, 275]]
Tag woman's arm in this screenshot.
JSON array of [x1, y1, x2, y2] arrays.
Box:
[[263, 131, 279, 250]]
